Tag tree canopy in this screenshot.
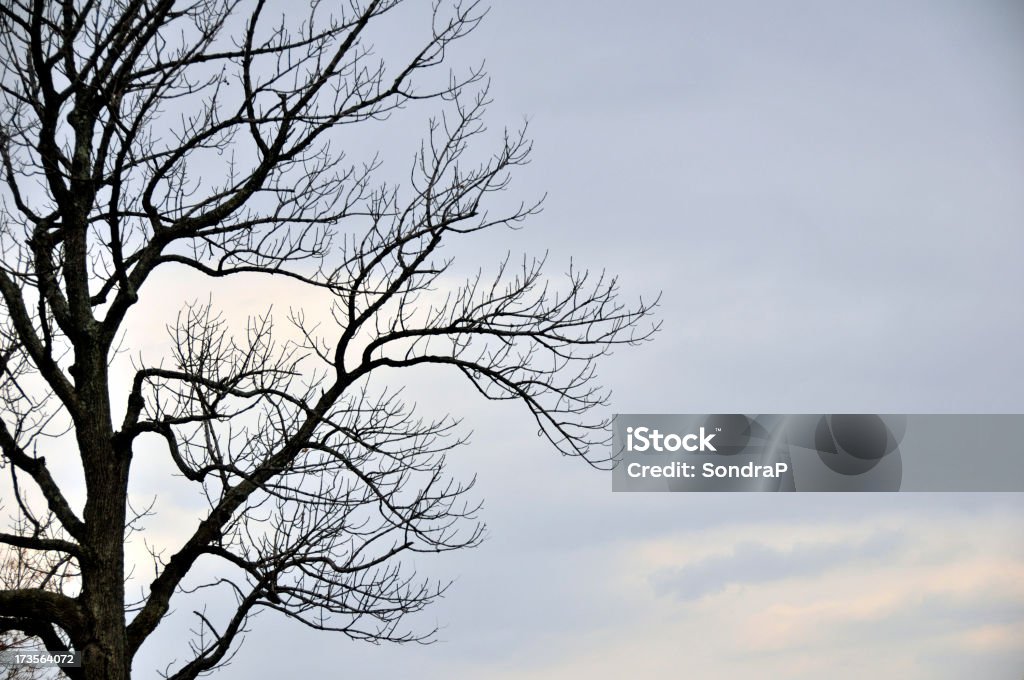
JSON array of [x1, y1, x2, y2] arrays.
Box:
[[0, 2, 657, 678]]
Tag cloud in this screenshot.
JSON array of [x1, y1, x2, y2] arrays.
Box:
[[431, 508, 1024, 680], [649, 529, 905, 601]]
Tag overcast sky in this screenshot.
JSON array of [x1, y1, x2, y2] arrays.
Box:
[[122, 1, 1024, 678]]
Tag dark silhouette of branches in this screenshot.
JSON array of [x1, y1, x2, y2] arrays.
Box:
[[0, 1, 658, 679], [0, 543, 78, 680]]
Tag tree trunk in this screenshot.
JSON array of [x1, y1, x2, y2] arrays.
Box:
[[76, 348, 130, 680]]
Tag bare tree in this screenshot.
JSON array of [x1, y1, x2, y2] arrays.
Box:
[[0, 1, 657, 679]]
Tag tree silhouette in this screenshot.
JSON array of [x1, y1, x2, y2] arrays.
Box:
[[0, 1, 657, 679]]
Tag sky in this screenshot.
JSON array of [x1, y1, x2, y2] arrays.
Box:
[[7, 0, 1024, 678], [129, 2, 1024, 678]]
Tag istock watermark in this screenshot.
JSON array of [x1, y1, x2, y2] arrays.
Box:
[[612, 414, 1024, 492], [625, 426, 718, 452]]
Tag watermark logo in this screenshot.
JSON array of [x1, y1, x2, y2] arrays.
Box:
[[626, 426, 718, 452], [613, 414, 1024, 492]]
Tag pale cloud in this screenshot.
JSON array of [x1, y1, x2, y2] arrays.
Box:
[[959, 622, 1024, 653], [438, 510, 1024, 680]]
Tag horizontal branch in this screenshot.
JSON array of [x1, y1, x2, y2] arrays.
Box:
[[0, 532, 81, 558], [0, 590, 84, 641]]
